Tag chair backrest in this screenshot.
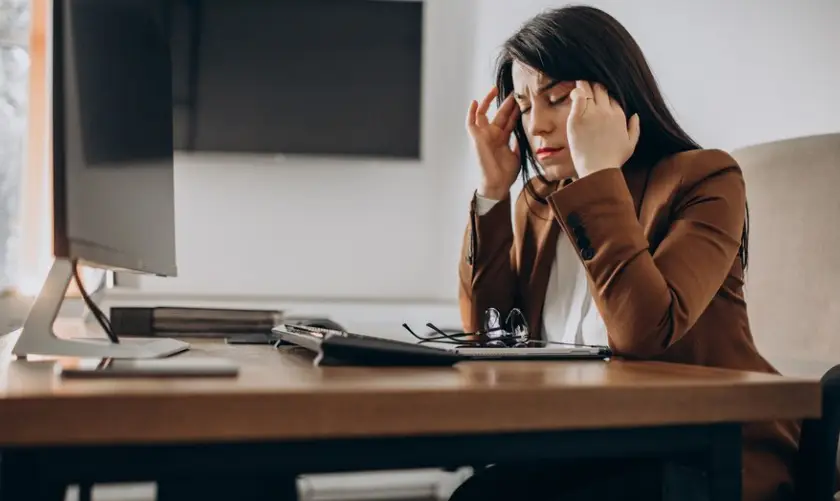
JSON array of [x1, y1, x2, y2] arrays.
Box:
[[731, 133, 840, 377], [732, 134, 840, 500]]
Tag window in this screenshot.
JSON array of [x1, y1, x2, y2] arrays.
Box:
[[0, 0, 31, 293], [2, 0, 113, 299], [1, 0, 59, 297]]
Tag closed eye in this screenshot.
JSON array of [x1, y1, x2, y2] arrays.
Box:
[[519, 94, 568, 114]]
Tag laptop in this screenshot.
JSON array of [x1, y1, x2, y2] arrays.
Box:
[[271, 324, 611, 366]]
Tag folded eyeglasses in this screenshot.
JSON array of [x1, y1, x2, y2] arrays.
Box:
[[402, 307, 530, 348]]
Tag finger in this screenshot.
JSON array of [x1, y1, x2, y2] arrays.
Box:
[[627, 113, 641, 148], [592, 82, 610, 106], [511, 140, 521, 161], [466, 100, 478, 130], [569, 88, 588, 120], [576, 80, 594, 100], [477, 87, 498, 115], [492, 94, 517, 129], [502, 102, 520, 134], [476, 87, 498, 126]]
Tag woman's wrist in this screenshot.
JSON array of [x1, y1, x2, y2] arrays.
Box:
[[477, 184, 509, 201]]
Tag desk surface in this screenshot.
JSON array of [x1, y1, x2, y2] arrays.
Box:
[[0, 327, 821, 447]]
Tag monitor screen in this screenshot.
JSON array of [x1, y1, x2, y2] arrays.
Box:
[[55, 0, 178, 276], [70, 0, 173, 166], [169, 0, 424, 159]]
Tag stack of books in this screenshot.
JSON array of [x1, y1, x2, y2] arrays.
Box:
[[110, 307, 283, 338]]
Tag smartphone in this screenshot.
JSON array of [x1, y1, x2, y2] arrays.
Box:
[[55, 357, 239, 379]]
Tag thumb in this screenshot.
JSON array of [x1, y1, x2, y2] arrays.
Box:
[[627, 113, 641, 148]]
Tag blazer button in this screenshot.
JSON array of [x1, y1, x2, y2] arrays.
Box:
[[581, 247, 595, 260], [576, 236, 591, 249]]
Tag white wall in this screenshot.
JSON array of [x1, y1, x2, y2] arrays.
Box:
[[135, 0, 478, 305]]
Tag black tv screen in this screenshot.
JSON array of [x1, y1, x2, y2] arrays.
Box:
[[169, 0, 424, 159]]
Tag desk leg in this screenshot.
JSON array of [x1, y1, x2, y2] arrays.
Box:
[[706, 424, 742, 501], [661, 424, 742, 501], [156, 473, 298, 501], [0, 452, 67, 501]]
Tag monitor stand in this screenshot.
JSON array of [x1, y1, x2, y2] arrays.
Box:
[[11, 258, 189, 359]]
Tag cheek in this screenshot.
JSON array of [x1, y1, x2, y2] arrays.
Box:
[[554, 106, 571, 137], [521, 121, 534, 146]]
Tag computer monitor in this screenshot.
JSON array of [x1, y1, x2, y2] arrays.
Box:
[[12, 0, 188, 359]]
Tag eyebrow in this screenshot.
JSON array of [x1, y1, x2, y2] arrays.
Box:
[[513, 80, 563, 100]]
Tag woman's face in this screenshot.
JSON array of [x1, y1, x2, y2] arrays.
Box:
[[511, 60, 576, 181]]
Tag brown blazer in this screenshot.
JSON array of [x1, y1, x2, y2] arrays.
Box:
[[458, 149, 801, 501]]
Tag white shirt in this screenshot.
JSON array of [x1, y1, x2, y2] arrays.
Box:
[[475, 194, 609, 347]]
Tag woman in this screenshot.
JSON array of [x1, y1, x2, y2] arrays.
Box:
[[455, 5, 800, 501]]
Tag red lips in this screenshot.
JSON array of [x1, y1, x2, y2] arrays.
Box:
[[535, 147, 564, 158]]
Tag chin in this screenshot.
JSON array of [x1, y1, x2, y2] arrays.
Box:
[[540, 161, 576, 182]]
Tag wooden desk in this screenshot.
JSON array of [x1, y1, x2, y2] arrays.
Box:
[[0, 328, 822, 501]]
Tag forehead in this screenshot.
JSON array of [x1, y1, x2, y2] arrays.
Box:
[[511, 60, 550, 90], [511, 60, 571, 94]]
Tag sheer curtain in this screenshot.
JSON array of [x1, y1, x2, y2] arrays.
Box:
[[1, 0, 115, 300], [0, 0, 30, 292]]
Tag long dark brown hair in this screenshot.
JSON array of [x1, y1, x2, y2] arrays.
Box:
[[494, 5, 748, 269]]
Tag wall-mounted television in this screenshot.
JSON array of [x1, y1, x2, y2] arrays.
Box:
[[169, 0, 423, 159]]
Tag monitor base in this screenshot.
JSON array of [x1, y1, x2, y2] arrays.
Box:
[[11, 258, 190, 359]]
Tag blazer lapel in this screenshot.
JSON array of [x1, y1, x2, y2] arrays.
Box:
[[522, 177, 563, 341], [526, 216, 560, 341]]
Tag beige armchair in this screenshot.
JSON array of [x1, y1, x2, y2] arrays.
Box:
[[731, 133, 840, 378]]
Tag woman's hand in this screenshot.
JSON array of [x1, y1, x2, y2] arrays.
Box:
[[567, 81, 641, 178], [467, 86, 521, 200]]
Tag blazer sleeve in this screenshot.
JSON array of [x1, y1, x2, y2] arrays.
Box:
[[458, 191, 519, 332], [546, 151, 747, 358]]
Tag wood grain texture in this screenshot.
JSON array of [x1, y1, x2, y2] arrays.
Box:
[[0, 326, 821, 447]]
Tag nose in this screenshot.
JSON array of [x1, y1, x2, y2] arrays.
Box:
[[526, 103, 554, 138]]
